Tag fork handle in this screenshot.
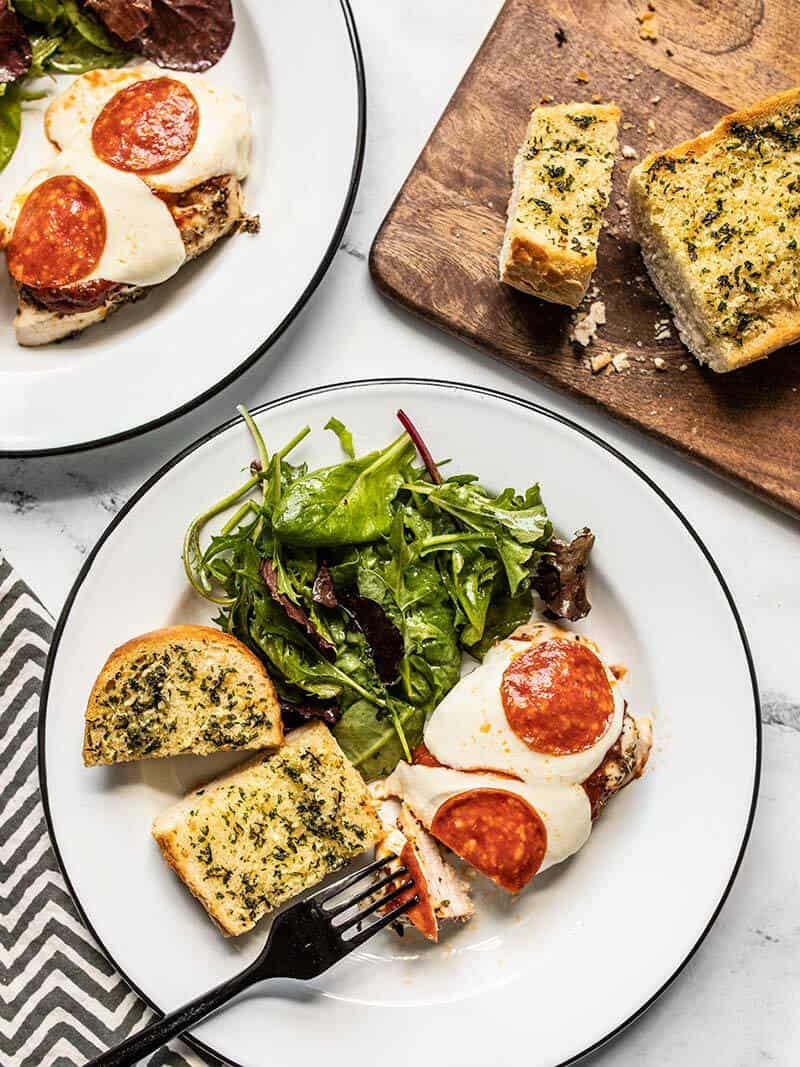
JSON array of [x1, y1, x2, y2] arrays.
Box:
[[86, 966, 257, 1066]]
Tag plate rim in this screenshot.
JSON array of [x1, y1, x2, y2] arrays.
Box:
[[37, 377, 762, 1067], [1, 0, 366, 459]]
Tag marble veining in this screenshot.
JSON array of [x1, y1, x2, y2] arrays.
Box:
[[0, 2, 798, 1063], [761, 694, 800, 731]]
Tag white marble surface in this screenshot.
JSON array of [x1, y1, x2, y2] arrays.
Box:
[[0, 2, 797, 1062]]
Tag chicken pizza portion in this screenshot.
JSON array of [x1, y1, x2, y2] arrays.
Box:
[[2, 64, 257, 345], [373, 621, 652, 907]]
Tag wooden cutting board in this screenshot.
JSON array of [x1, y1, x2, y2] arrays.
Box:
[[370, 0, 800, 517]]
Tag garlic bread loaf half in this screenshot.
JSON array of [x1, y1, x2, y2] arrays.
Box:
[[500, 101, 620, 306], [628, 87, 800, 372], [152, 722, 382, 936], [83, 625, 282, 766]]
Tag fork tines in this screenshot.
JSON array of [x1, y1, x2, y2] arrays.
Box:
[[312, 853, 418, 947]]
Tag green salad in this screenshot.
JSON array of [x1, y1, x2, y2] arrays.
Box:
[[0, 0, 131, 172], [183, 407, 594, 781]]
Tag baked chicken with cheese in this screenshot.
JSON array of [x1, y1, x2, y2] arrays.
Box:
[[375, 621, 652, 903], [2, 64, 256, 345]]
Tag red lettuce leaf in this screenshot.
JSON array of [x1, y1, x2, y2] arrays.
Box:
[[0, 2, 31, 83], [260, 558, 336, 660], [279, 695, 342, 731], [83, 0, 152, 42], [532, 528, 595, 621], [311, 563, 338, 609], [311, 562, 405, 684], [336, 588, 405, 684], [138, 0, 234, 72], [397, 408, 443, 484]]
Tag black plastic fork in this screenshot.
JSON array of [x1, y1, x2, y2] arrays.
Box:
[[87, 855, 416, 1066]]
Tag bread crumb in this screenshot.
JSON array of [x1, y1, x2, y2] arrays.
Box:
[[622, 121, 635, 130], [625, 73, 636, 81], [575, 70, 590, 83], [622, 144, 639, 159], [616, 198, 626, 210], [638, 10, 659, 41], [540, 94, 554, 104], [592, 93, 603, 103], [654, 318, 672, 341], [679, 363, 688, 371], [591, 351, 614, 373], [612, 352, 631, 372], [570, 300, 606, 346], [653, 356, 668, 370], [651, 95, 661, 105], [647, 118, 656, 136]]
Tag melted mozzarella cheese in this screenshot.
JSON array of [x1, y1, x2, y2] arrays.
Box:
[[45, 63, 251, 193], [19, 142, 187, 287], [383, 762, 592, 874], [424, 621, 624, 786]]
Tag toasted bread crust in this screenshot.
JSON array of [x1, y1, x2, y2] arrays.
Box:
[[500, 102, 619, 307], [501, 234, 594, 307], [152, 723, 382, 936], [84, 624, 282, 766]]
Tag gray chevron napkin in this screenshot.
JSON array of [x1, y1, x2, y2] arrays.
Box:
[[0, 553, 218, 1067]]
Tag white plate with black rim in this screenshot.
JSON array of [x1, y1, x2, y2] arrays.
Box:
[[0, 0, 364, 456], [39, 380, 759, 1067]]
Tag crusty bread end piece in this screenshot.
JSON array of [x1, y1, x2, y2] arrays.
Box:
[[152, 722, 382, 936], [628, 87, 800, 372], [83, 624, 282, 766], [14, 175, 258, 346], [499, 102, 620, 307]]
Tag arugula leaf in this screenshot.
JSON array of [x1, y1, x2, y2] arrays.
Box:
[[466, 587, 533, 659], [28, 33, 62, 74], [417, 480, 552, 594], [439, 545, 499, 648], [0, 81, 21, 172], [61, 0, 120, 51], [334, 698, 425, 781], [272, 432, 415, 546], [324, 416, 354, 459], [354, 509, 461, 711], [47, 27, 127, 71], [13, 0, 63, 23]]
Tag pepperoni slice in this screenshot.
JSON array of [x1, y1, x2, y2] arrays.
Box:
[[392, 842, 438, 941], [92, 78, 199, 174], [412, 742, 444, 768], [26, 279, 119, 314], [501, 639, 614, 756], [7, 176, 106, 289], [431, 788, 547, 893]]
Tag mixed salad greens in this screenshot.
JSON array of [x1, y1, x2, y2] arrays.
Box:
[[0, 0, 234, 171], [183, 408, 594, 782]]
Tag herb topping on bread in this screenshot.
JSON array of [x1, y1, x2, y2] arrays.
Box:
[[83, 625, 282, 766], [499, 101, 620, 307], [152, 722, 382, 936], [628, 87, 800, 372]]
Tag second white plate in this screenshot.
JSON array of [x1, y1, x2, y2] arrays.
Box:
[[0, 0, 364, 454]]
